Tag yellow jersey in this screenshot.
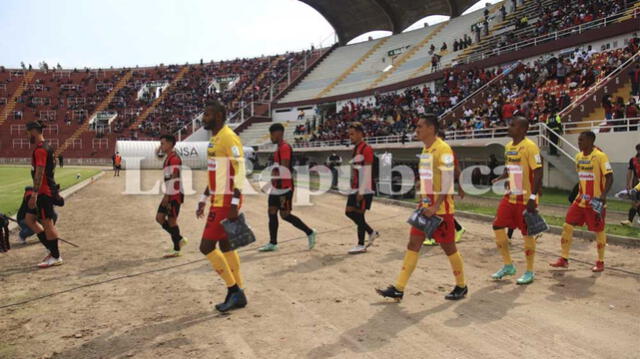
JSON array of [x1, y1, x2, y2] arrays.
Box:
[[504, 137, 542, 204], [207, 125, 245, 207], [574, 148, 613, 208], [418, 137, 455, 215]]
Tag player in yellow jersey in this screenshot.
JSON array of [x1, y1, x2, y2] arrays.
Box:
[[195, 100, 247, 312], [376, 114, 467, 301], [491, 117, 543, 285], [550, 131, 613, 272]]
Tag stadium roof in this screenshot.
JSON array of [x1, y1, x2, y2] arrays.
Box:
[[300, 0, 480, 44]]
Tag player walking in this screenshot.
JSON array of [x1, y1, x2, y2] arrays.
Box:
[[550, 131, 613, 272], [376, 114, 467, 301], [345, 122, 379, 254], [24, 121, 64, 268], [196, 100, 247, 312], [156, 134, 186, 258], [258, 123, 317, 252], [490, 117, 543, 285]]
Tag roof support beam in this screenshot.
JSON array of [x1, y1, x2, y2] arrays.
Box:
[[372, 0, 401, 34]]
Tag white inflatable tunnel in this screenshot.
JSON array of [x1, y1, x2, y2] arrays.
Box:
[[115, 141, 255, 169]]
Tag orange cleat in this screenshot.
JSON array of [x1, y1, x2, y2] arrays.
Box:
[[549, 257, 569, 268]]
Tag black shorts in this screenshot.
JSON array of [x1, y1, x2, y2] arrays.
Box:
[[347, 193, 373, 211], [268, 190, 293, 211], [115, 165, 121, 170], [157, 200, 181, 218], [33, 194, 56, 220]]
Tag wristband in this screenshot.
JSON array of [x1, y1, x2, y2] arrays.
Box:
[[199, 194, 208, 203], [529, 194, 537, 200], [231, 197, 240, 206]]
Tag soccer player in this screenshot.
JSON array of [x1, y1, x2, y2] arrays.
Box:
[[345, 122, 379, 254], [113, 152, 122, 177], [550, 131, 613, 272], [376, 114, 467, 301], [156, 134, 186, 258], [621, 144, 640, 226], [196, 100, 247, 312], [490, 117, 543, 285], [24, 121, 64, 268], [258, 123, 317, 252]]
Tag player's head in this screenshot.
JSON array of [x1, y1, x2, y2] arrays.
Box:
[[159, 134, 176, 152], [203, 99, 226, 133], [578, 131, 596, 152], [348, 122, 364, 145], [415, 113, 438, 142], [269, 123, 285, 144], [635, 143, 640, 156], [25, 120, 46, 143], [508, 116, 529, 139]]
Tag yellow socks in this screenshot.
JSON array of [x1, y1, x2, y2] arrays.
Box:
[[223, 250, 243, 288], [206, 249, 236, 287], [596, 231, 606, 262], [523, 236, 536, 272], [494, 229, 512, 265], [561, 223, 574, 259], [395, 250, 419, 291], [447, 252, 466, 287]]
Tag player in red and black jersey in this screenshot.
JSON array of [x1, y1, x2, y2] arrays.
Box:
[[155, 135, 187, 258], [622, 143, 640, 226], [345, 122, 379, 254], [25, 121, 64, 268], [258, 123, 317, 252]]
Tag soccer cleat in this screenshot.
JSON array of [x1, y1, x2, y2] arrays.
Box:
[[422, 238, 437, 246], [179, 237, 188, 249], [258, 243, 278, 252], [366, 231, 380, 248], [491, 264, 516, 280], [348, 245, 367, 254], [516, 271, 535, 285], [216, 289, 248, 312], [445, 285, 468, 300], [38, 256, 63, 268], [591, 261, 605, 272], [455, 227, 466, 243], [307, 230, 317, 250], [620, 220, 631, 226], [549, 257, 569, 268], [375, 285, 404, 302], [163, 250, 181, 258]]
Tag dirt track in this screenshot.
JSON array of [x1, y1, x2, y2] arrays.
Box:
[[0, 171, 639, 359]]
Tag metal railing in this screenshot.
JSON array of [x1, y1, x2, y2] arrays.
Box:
[[558, 49, 640, 119], [463, 9, 639, 64], [284, 118, 639, 150]]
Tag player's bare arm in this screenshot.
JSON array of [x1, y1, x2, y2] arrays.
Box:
[[527, 167, 543, 212], [29, 165, 45, 209]]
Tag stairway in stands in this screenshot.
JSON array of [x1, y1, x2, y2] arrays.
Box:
[[56, 70, 134, 156], [315, 38, 390, 99], [367, 22, 447, 90], [0, 71, 35, 126], [126, 66, 189, 132]]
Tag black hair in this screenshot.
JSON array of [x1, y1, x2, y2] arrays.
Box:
[[269, 123, 285, 133], [420, 113, 439, 131], [205, 99, 227, 120], [636, 143, 640, 150], [25, 120, 46, 132], [580, 131, 596, 142], [160, 134, 177, 146]]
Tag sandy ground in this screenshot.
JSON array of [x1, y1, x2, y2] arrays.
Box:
[[1, 170, 639, 359]]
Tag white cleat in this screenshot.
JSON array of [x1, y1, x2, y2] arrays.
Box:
[[38, 256, 63, 268], [366, 231, 380, 248], [348, 245, 367, 255]]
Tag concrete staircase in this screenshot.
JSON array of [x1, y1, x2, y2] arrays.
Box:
[[366, 22, 447, 90], [617, 1, 640, 22], [567, 82, 632, 134], [315, 38, 390, 99], [127, 66, 189, 131], [56, 70, 133, 156], [0, 71, 35, 126]]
